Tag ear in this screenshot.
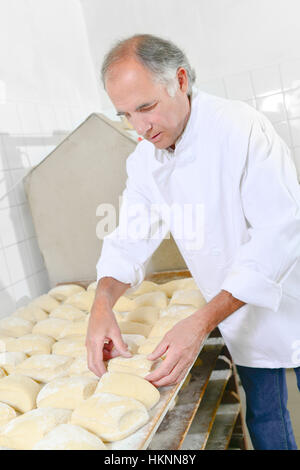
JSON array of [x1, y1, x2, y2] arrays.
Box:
[[177, 67, 189, 93]]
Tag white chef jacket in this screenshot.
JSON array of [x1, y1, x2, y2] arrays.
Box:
[[96, 90, 300, 368]]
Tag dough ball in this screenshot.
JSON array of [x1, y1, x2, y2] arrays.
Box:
[[0, 336, 15, 353], [14, 354, 74, 383], [169, 289, 206, 309], [12, 305, 48, 323], [37, 376, 98, 410], [126, 306, 160, 326], [32, 318, 71, 340], [87, 281, 97, 291], [125, 281, 160, 298], [58, 319, 88, 339], [118, 321, 152, 337], [113, 296, 136, 312], [67, 354, 97, 378], [0, 374, 41, 413], [159, 304, 197, 318], [71, 392, 149, 442], [148, 316, 182, 338], [64, 290, 95, 312], [0, 403, 18, 428], [137, 337, 163, 356], [32, 423, 107, 450], [5, 334, 55, 356], [0, 407, 71, 450], [107, 354, 157, 378], [52, 336, 86, 358], [121, 334, 146, 354], [48, 284, 85, 302], [134, 291, 167, 309], [0, 352, 28, 374], [158, 277, 198, 297], [0, 317, 33, 338], [30, 295, 60, 313], [95, 372, 160, 410], [49, 304, 87, 322]]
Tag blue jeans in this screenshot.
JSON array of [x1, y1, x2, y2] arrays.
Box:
[[236, 365, 300, 450]]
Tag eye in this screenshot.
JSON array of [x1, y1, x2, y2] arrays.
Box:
[[140, 103, 157, 112]]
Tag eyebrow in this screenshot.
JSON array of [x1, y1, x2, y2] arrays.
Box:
[[116, 101, 156, 116]]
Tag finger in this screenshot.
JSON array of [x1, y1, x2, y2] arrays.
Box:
[[111, 331, 132, 358], [145, 348, 179, 382], [150, 361, 187, 387], [147, 339, 169, 361], [87, 339, 107, 377]]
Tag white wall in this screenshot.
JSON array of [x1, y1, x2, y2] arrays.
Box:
[[0, 0, 102, 315], [80, 0, 300, 172]]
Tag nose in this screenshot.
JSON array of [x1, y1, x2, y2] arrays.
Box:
[[130, 115, 152, 137]]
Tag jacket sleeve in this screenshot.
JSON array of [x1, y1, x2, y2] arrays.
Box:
[[96, 148, 169, 288], [221, 114, 300, 311]]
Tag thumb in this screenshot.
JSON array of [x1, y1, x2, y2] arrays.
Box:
[[147, 339, 169, 361], [112, 333, 132, 358]]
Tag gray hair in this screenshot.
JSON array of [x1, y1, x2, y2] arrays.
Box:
[[101, 34, 196, 97]]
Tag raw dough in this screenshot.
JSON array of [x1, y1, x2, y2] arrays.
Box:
[[64, 290, 95, 312], [107, 354, 157, 378], [12, 305, 48, 323], [158, 277, 198, 297], [32, 423, 107, 450], [67, 354, 97, 378], [0, 368, 6, 378], [5, 334, 55, 356], [118, 320, 152, 337], [30, 294, 60, 313], [148, 316, 182, 338], [0, 374, 41, 413], [0, 403, 18, 429], [71, 392, 149, 442], [159, 304, 197, 318], [95, 372, 160, 410], [52, 336, 86, 358], [87, 281, 97, 291], [127, 306, 160, 325], [48, 284, 85, 302], [137, 337, 163, 356], [58, 319, 88, 339], [14, 354, 74, 383], [32, 318, 71, 340], [126, 281, 159, 297], [0, 352, 28, 374], [36, 376, 98, 409], [0, 336, 15, 353], [121, 334, 146, 354], [134, 291, 168, 309], [0, 317, 33, 338], [0, 407, 71, 450], [49, 304, 87, 322], [169, 289, 206, 309], [113, 296, 136, 312]]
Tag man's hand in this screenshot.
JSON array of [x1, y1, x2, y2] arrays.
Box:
[[145, 312, 207, 387], [85, 277, 132, 378]]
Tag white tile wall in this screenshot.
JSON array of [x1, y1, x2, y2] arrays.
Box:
[[199, 58, 300, 181]]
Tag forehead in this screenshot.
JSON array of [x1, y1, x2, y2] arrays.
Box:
[[105, 58, 164, 110]]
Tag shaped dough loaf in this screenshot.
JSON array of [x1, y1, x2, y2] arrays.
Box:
[[137, 337, 163, 355], [30, 294, 60, 313], [52, 336, 86, 358], [48, 284, 85, 302], [0, 407, 71, 450], [158, 277, 197, 297], [71, 392, 149, 442], [169, 289, 206, 309], [148, 316, 182, 338], [14, 354, 74, 383], [126, 306, 160, 326], [58, 319, 88, 339], [125, 281, 159, 298], [0, 403, 18, 429], [87, 281, 97, 291], [118, 320, 151, 337], [159, 304, 197, 318], [32, 318, 71, 340], [95, 372, 160, 410], [0, 317, 33, 338], [49, 304, 87, 322], [0, 352, 28, 374], [64, 290, 95, 312], [121, 334, 146, 354], [12, 305, 48, 323], [37, 376, 97, 409], [113, 296, 136, 312], [134, 291, 167, 309], [107, 354, 158, 378], [5, 334, 55, 356], [33, 423, 107, 450], [0, 374, 41, 413], [67, 354, 97, 378]]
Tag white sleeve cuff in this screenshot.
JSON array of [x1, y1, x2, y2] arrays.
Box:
[[221, 265, 282, 311], [96, 256, 145, 289]]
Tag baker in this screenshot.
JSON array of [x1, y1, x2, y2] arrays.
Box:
[[86, 34, 300, 450]]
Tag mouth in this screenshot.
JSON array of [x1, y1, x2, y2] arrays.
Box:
[[151, 132, 161, 141]]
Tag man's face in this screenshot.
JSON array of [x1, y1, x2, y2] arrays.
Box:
[[105, 57, 191, 150]]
